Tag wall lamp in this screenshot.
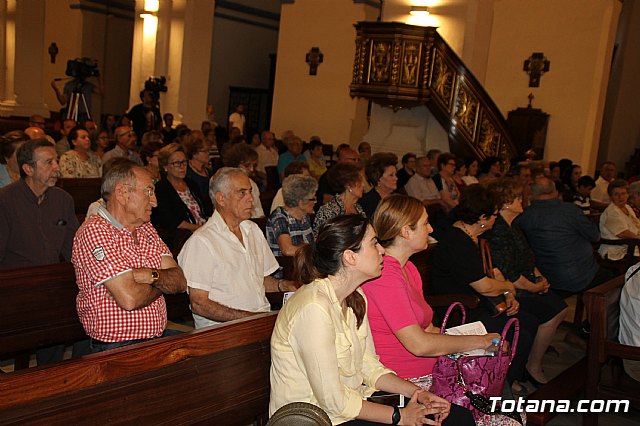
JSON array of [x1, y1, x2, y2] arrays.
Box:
[[409, 6, 430, 16]]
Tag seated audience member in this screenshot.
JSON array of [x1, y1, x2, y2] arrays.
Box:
[[483, 178, 568, 386], [433, 153, 460, 212], [86, 158, 136, 219], [139, 139, 163, 183], [560, 164, 582, 202], [248, 131, 261, 149], [24, 126, 46, 140], [178, 168, 298, 329], [462, 157, 480, 186], [1, 138, 80, 365], [266, 175, 317, 259], [73, 162, 187, 354], [628, 181, 640, 218], [426, 149, 441, 177], [307, 138, 327, 180], [451, 157, 468, 194], [256, 130, 279, 175], [573, 175, 596, 215], [430, 185, 536, 395], [396, 152, 416, 190], [54, 118, 77, 157], [0, 138, 78, 269], [598, 179, 640, 261], [316, 146, 359, 206], [357, 141, 372, 165], [101, 114, 117, 145], [478, 156, 502, 183], [183, 131, 213, 216], [517, 176, 611, 293], [152, 143, 207, 250], [91, 129, 110, 159], [59, 126, 102, 178], [358, 152, 398, 218], [404, 156, 442, 207], [270, 161, 311, 213], [102, 125, 143, 166], [0, 131, 29, 188], [620, 262, 640, 382], [270, 215, 463, 426], [590, 161, 617, 211], [161, 113, 177, 143], [511, 163, 532, 206], [277, 135, 305, 179], [224, 142, 265, 218], [314, 163, 366, 234]]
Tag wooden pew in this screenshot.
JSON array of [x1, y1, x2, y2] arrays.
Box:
[[0, 262, 192, 369], [56, 177, 102, 215], [583, 274, 640, 426], [0, 313, 277, 425]]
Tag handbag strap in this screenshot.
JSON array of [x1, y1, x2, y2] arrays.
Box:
[[439, 302, 466, 334], [497, 317, 520, 363], [479, 239, 494, 279]]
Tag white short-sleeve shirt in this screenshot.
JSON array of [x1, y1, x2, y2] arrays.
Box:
[[598, 203, 640, 260], [177, 210, 279, 328]]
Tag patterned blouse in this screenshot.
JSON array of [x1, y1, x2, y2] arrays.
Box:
[[313, 194, 366, 235], [177, 190, 206, 225], [59, 150, 101, 178], [266, 207, 314, 257]]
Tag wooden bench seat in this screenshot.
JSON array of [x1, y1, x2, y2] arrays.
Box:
[[0, 313, 277, 425]]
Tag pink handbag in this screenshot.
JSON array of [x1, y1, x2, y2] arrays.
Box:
[[430, 302, 520, 421]]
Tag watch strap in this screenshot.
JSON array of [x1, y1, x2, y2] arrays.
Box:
[[391, 405, 401, 425]]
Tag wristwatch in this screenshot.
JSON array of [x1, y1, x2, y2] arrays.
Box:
[[391, 406, 401, 425], [150, 269, 159, 284]]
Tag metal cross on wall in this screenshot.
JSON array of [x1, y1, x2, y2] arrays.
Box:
[[523, 52, 550, 88], [306, 47, 324, 76]]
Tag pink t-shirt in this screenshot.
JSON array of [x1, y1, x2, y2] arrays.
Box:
[[363, 256, 436, 379]]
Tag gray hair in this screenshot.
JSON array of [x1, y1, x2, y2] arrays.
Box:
[[629, 181, 640, 196], [209, 167, 247, 207], [530, 176, 556, 198], [283, 175, 318, 208], [101, 161, 139, 202]]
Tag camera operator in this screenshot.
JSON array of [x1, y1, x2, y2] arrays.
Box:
[[127, 78, 166, 143], [51, 58, 103, 123]]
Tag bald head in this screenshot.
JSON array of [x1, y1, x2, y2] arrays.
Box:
[[25, 127, 46, 140], [531, 176, 558, 199]]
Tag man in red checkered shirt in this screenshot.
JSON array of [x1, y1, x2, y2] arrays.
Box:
[[72, 161, 187, 353]]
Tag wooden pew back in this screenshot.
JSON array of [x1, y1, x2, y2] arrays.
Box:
[[56, 177, 102, 215], [0, 313, 277, 425]]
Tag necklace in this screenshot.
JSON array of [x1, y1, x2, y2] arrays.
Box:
[[458, 222, 478, 244]]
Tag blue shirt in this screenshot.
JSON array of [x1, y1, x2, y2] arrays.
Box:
[[0, 164, 11, 188], [516, 198, 600, 292], [277, 152, 306, 176], [266, 207, 313, 257]]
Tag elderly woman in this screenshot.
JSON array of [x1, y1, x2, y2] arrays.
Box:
[[59, 126, 102, 178], [628, 181, 640, 218], [313, 163, 366, 234], [270, 215, 463, 426], [270, 161, 311, 213], [359, 152, 398, 217], [183, 131, 213, 215], [598, 179, 640, 261], [152, 143, 207, 247], [478, 156, 501, 183], [364, 194, 506, 425], [223, 142, 265, 218], [462, 157, 479, 186], [431, 185, 537, 396], [482, 178, 568, 387], [266, 174, 317, 258], [433, 153, 460, 211], [0, 131, 29, 188], [307, 138, 327, 180]]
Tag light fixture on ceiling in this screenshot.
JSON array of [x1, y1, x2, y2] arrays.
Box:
[[410, 6, 430, 16]]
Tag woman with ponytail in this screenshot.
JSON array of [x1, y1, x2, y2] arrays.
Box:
[[269, 215, 468, 426]]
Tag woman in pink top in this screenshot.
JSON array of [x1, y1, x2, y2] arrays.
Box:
[[364, 194, 520, 426]]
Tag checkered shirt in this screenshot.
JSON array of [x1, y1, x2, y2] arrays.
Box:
[[265, 207, 314, 257], [72, 209, 171, 342]]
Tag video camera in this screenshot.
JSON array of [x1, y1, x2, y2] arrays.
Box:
[[145, 76, 168, 94], [65, 58, 99, 81]]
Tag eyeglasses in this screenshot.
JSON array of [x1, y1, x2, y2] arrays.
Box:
[[304, 197, 317, 203], [168, 160, 188, 167], [125, 184, 155, 197], [117, 131, 135, 137]]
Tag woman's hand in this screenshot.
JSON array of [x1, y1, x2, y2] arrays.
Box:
[[493, 268, 506, 281], [505, 292, 519, 316], [416, 390, 451, 424], [479, 333, 502, 349], [399, 390, 447, 425]]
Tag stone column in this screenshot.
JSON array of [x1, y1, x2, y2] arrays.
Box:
[[0, 0, 50, 116]]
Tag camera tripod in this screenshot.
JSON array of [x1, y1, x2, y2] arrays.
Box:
[[67, 90, 91, 122]]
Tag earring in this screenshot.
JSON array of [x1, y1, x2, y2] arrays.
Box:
[[480, 223, 485, 228]]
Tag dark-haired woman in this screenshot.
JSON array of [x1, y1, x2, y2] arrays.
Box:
[[59, 126, 101, 178], [359, 152, 398, 217], [313, 163, 366, 234], [270, 215, 466, 426], [431, 185, 537, 395]]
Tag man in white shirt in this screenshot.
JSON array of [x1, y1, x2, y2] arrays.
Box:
[[177, 167, 297, 328], [590, 161, 616, 211], [405, 156, 443, 206], [228, 103, 246, 136], [255, 130, 279, 174], [620, 263, 640, 382]]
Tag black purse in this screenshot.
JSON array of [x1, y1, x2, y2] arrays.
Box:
[[479, 239, 507, 317]]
